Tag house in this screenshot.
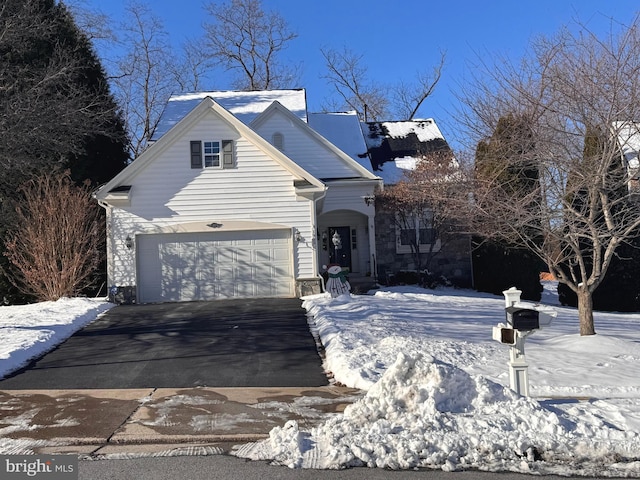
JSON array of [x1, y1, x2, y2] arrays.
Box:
[[95, 89, 382, 304], [359, 120, 473, 287]]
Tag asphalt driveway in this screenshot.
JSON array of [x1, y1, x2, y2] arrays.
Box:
[[0, 298, 329, 389]]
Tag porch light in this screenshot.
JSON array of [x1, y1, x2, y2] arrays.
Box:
[[294, 228, 304, 242], [125, 235, 133, 250], [363, 194, 375, 206]]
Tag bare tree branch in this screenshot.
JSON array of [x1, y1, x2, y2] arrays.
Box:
[[203, 0, 299, 90], [461, 15, 640, 334]]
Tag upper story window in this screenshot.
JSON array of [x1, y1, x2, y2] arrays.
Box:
[[204, 141, 220, 167], [272, 132, 284, 151], [190, 140, 235, 169]]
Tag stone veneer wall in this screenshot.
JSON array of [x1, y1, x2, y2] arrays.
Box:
[[374, 210, 473, 287]]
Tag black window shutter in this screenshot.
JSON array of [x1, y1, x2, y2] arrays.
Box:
[[222, 140, 234, 168], [190, 141, 202, 168]]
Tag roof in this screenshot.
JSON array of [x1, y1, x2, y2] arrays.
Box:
[[253, 103, 380, 181], [361, 119, 450, 184], [307, 111, 373, 173], [152, 89, 308, 141]]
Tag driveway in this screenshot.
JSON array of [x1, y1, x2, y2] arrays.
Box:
[[0, 298, 329, 389]]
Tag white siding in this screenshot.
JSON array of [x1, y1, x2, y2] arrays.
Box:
[[106, 110, 317, 291], [322, 182, 376, 216], [253, 113, 360, 179]]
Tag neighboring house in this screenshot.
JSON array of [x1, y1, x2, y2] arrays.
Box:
[[360, 120, 473, 287], [614, 121, 640, 193], [95, 90, 381, 304]]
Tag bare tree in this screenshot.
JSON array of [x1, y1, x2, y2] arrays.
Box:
[[322, 47, 446, 122], [110, 2, 175, 157], [376, 150, 472, 277], [3, 171, 103, 301], [460, 16, 640, 335], [393, 51, 446, 120], [168, 37, 215, 92], [321, 47, 390, 121], [203, 0, 299, 90]]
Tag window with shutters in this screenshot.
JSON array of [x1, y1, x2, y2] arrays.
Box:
[[190, 140, 235, 169]]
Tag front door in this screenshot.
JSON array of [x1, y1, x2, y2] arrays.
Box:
[[328, 226, 352, 271]]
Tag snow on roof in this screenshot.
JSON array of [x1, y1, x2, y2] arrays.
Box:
[[361, 119, 450, 184], [307, 111, 373, 173], [151, 89, 308, 141], [381, 119, 444, 143]]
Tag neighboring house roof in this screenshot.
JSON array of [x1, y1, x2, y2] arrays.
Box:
[[361, 119, 450, 184], [95, 96, 325, 201], [307, 111, 373, 173], [253, 104, 379, 182], [152, 89, 308, 141]]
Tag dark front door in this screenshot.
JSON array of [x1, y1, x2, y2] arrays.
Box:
[[328, 226, 352, 271]]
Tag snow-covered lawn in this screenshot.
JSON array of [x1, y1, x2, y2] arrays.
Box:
[[1, 285, 640, 476], [239, 283, 640, 476], [0, 297, 114, 380]]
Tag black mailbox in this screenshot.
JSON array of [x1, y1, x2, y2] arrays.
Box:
[[506, 306, 539, 330]]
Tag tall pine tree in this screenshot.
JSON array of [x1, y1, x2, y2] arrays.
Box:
[[473, 114, 544, 301]]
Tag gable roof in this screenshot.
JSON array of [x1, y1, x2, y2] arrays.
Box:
[[361, 119, 450, 184], [96, 97, 325, 201], [252, 102, 380, 182], [307, 111, 373, 173], [152, 89, 308, 141]]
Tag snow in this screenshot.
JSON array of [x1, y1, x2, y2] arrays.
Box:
[[0, 297, 113, 379], [381, 119, 443, 143], [237, 283, 640, 476], [151, 89, 308, 140], [1, 286, 640, 476]]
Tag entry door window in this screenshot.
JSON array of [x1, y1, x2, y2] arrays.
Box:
[[328, 226, 352, 271]]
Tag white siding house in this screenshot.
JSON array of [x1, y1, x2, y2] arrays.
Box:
[[95, 90, 382, 303]]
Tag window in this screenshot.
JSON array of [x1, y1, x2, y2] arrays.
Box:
[[396, 213, 439, 254], [204, 141, 220, 167], [190, 140, 235, 169]]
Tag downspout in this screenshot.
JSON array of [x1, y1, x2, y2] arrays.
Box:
[[313, 187, 328, 292]]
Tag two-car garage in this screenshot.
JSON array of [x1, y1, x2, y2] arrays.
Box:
[[135, 227, 294, 303]]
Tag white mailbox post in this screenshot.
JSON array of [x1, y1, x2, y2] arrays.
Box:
[[492, 287, 556, 397]]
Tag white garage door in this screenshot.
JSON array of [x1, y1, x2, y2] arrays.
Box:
[[136, 229, 294, 303]]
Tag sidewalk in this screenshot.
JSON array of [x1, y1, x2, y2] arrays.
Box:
[[0, 386, 362, 457]]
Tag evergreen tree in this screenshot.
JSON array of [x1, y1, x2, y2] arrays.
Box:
[[0, 0, 129, 303], [473, 114, 544, 301], [558, 127, 640, 311]]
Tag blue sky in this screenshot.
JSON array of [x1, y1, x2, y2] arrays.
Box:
[[81, 0, 640, 147]]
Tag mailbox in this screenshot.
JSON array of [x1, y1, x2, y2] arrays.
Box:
[[492, 326, 516, 345], [506, 306, 539, 330]]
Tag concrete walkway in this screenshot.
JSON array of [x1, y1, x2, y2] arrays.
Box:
[[0, 386, 362, 457]]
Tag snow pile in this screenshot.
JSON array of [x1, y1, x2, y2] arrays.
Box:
[[245, 353, 640, 475], [0, 297, 113, 379]]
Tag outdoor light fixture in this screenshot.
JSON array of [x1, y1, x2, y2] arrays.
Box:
[[125, 235, 133, 250], [207, 222, 223, 229], [294, 228, 303, 242], [363, 194, 375, 206]]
